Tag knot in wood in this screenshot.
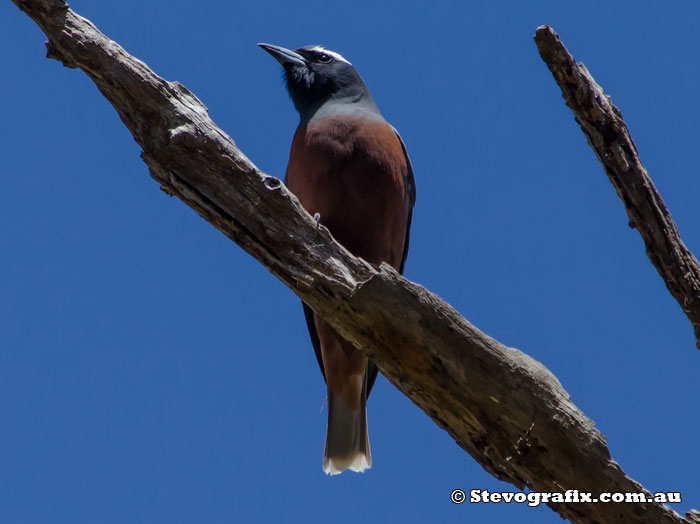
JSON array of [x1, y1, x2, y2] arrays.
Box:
[[263, 176, 281, 190]]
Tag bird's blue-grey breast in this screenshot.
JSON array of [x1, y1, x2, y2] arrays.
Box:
[[259, 43, 415, 475]]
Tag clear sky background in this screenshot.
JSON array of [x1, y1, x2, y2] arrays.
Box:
[[3, 1, 699, 523]]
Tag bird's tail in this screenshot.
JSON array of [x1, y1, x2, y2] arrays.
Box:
[[323, 378, 371, 475]]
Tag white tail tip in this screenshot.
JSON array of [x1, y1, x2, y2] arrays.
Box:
[[324, 453, 371, 476]]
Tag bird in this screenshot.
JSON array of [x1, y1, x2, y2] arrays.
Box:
[[259, 43, 416, 475]]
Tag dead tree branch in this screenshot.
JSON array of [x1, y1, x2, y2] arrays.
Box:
[[10, 2, 696, 523], [535, 24, 700, 350]]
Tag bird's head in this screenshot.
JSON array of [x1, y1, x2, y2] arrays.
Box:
[[258, 43, 375, 118]]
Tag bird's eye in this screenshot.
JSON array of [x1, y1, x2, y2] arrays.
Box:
[[317, 53, 332, 63]]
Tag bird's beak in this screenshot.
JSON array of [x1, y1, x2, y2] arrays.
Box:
[[257, 43, 307, 67]]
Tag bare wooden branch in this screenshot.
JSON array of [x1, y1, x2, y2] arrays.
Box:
[[535, 24, 700, 350], [10, 2, 694, 523]]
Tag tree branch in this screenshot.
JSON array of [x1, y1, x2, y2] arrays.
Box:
[[10, 2, 695, 522], [535, 24, 700, 350]]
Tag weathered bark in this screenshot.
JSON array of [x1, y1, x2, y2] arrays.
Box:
[[10, 2, 696, 523], [535, 25, 700, 350]]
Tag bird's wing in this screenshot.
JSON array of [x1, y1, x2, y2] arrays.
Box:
[[285, 165, 328, 386], [390, 125, 416, 274], [365, 126, 416, 396], [302, 302, 327, 384]]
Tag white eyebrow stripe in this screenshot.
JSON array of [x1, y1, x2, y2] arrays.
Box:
[[309, 46, 352, 65]]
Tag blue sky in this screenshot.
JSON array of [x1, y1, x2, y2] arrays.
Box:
[[3, 1, 699, 523]]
